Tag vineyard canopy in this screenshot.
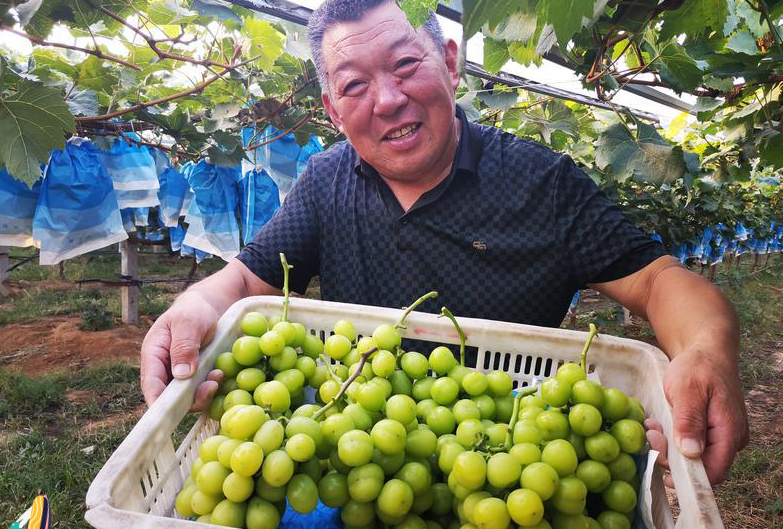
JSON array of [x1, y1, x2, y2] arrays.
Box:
[[0, 0, 780, 249]]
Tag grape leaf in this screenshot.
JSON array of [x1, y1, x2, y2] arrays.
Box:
[[659, 0, 729, 40], [15, 0, 44, 25], [486, 10, 537, 43], [242, 18, 286, 70], [735, 0, 768, 38], [692, 97, 723, 112], [477, 87, 518, 111], [192, 0, 241, 23], [66, 87, 98, 116], [483, 37, 510, 74], [0, 81, 75, 186], [207, 144, 246, 167], [646, 37, 703, 93], [462, 0, 524, 40], [726, 30, 759, 55], [518, 100, 577, 143], [536, 0, 597, 51], [508, 39, 542, 66], [74, 55, 119, 93], [595, 121, 686, 184], [399, 0, 439, 27], [611, 0, 659, 33]]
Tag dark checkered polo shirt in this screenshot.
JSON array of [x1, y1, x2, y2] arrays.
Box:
[[237, 106, 665, 328]]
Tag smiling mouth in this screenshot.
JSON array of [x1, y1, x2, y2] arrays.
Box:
[[384, 123, 421, 140]]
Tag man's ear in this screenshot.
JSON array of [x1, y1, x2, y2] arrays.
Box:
[[322, 93, 344, 133], [444, 39, 460, 92]]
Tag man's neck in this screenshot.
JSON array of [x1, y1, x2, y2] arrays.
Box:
[[380, 116, 461, 213]]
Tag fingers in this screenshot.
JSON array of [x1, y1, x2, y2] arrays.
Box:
[[644, 418, 673, 488], [140, 306, 219, 408], [644, 419, 668, 462], [206, 368, 225, 385], [699, 395, 748, 485], [664, 362, 709, 460], [671, 396, 707, 459], [140, 316, 174, 406], [169, 315, 210, 381], [190, 378, 220, 413]]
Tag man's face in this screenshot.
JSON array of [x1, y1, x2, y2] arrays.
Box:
[[321, 2, 460, 184]]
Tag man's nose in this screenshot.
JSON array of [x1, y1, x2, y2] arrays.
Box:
[[373, 75, 407, 116]]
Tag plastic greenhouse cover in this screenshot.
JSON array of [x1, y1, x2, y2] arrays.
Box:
[[33, 140, 127, 265], [0, 168, 41, 247]]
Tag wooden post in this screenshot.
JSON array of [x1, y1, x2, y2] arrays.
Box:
[[120, 240, 139, 324], [0, 246, 9, 297], [622, 306, 631, 325]]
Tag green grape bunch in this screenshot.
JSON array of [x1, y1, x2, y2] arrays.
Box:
[[174, 256, 649, 529]]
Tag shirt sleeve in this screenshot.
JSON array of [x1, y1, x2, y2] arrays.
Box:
[[551, 154, 666, 287], [236, 163, 320, 294]]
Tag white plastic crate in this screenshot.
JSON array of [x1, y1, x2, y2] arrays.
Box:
[[85, 296, 723, 529]]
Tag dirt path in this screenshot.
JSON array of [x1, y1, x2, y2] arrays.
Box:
[[0, 316, 151, 375]]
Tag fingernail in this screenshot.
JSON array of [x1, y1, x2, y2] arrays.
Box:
[[172, 364, 192, 378], [680, 438, 703, 456]]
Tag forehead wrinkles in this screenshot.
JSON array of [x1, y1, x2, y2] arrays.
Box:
[[325, 19, 419, 65]]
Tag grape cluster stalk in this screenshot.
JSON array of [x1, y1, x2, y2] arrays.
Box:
[[174, 255, 648, 529]]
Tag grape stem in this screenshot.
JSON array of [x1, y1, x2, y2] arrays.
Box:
[[439, 307, 466, 366], [280, 253, 293, 322], [394, 291, 438, 330], [312, 347, 378, 421], [319, 354, 344, 384], [494, 386, 539, 453], [579, 323, 599, 376]]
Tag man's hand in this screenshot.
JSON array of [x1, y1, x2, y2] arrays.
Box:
[[592, 256, 748, 486], [663, 349, 748, 484], [140, 299, 224, 412]]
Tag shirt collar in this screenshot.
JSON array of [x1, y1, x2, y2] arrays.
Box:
[[354, 105, 481, 180]]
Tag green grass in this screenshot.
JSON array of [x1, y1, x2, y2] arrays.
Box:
[[0, 368, 66, 420], [0, 419, 139, 528], [0, 362, 208, 529], [0, 363, 144, 528], [1, 247, 225, 325]]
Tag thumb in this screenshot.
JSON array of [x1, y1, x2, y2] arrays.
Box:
[[168, 317, 208, 380], [670, 389, 708, 458]]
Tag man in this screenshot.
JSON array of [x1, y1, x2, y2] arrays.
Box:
[[141, 0, 747, 486]]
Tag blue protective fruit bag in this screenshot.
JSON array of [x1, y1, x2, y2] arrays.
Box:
[[182, 160, 241, 261], [33, 140, 127, 265], [0, 168, 41, 247], [243, 126, 322, 200], [238, 167, 280, 244], [97, 136, 160, 208], [152, 149, 190, 228]]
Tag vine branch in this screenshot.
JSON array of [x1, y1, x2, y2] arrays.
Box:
[[0, 27, 141, 70], [98, 6, 234, 70]]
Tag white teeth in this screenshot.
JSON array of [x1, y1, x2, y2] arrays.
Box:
[[386, 124, 418, 139]]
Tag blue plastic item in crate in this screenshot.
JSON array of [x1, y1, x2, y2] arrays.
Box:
[[280, 501, 342, 529]]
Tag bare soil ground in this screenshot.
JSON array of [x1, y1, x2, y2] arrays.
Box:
[[0, 315, 150, 375]]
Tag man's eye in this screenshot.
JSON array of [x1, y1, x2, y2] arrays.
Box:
[[343, 81, 362, 94], [396, 58, 417, 69]]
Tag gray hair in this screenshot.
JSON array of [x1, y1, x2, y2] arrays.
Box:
[[307, 0, 445, 95]]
